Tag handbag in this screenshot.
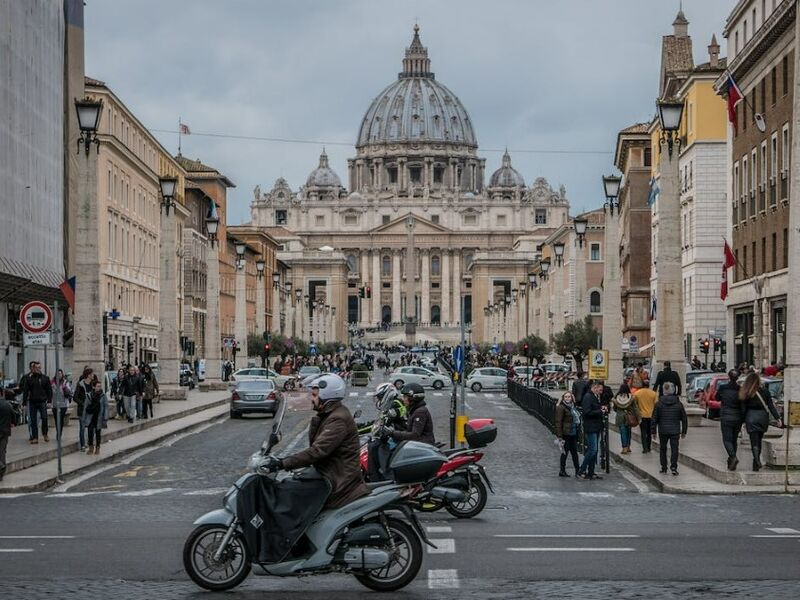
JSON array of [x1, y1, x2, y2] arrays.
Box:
[[625, 411, 640, 428], [755, 391, 782, 428]]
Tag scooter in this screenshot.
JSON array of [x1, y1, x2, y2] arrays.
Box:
[[183, 401, 441, 592]]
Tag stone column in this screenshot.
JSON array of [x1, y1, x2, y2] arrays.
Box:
[[159, 210, 185, 400], [404, 219, 417, 346], [392, 250, 401, 325], [372, 251, 381, 326], [360, 251, 369, 327], [602, 210, 623, 387], [200, 242, 223, 390], [234, 261, 248, 369], [441, 250, 451, 326], [255, 275, 265, 336], [452, 251, 462, 324], [73, 147, 105, 378], [654, 140, 686, 387], [420, 250, 430, 325]]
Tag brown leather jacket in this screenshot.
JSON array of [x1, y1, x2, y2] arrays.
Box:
[[281, 400, 369, 508]]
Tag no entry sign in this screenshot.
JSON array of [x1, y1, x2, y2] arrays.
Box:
[[20, 301, 53, 334]]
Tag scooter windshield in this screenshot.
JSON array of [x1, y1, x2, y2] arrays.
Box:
[[262, 399, 288, 454]]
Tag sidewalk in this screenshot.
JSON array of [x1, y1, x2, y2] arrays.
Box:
[[0, 389, 230, 493]]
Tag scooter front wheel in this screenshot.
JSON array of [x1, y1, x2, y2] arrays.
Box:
[[354, 518, 422, 592], [183, 524, 251, 591], [445, 477, 488, 519]]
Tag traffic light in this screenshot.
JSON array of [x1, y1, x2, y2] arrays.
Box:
[[523, 342, 529, 356], [358, 286, 365, 298], [701, 339, 710, 354], [713, 338, 721, 351], [264, 343, 270, 356], [127, 341, 134, 353], [366, 286, 372, 299]]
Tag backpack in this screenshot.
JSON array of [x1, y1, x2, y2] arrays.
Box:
[[85, 392, 101, 415]]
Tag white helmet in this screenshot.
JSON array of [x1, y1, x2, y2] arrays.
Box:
[[312, 374, 346, 402], [374, 382, 395, 401]]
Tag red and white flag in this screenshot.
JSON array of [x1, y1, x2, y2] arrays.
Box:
[[720, 240, 736, 300], [179, 123, 191, 135], [724, 73, 743, 132]]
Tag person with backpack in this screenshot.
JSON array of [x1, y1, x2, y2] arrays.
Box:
[[612, 383, 640, 454], [651, 381, 688, 476], [82, 379, 108, 455], [141, 365, 159, 419], [554, 391, 581, 477]]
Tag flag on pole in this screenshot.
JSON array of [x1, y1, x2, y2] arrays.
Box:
[[647, 177, 660, 206], [720, 240, 736, 301], [179, 123, 191, 135], [723, 72, 743, 132], [59, 276, 76, 310], [723, 239, 736, 268]]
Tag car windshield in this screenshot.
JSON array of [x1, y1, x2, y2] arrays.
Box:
[[237, 380, 275, 391], [300, 367, 320, 375]]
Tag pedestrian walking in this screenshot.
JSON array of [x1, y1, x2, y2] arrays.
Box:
[[19, 361, 52, 444], [652, 361, 682, 397], [120, 365, 143, 423], [633, 385, 657, 453], [577, 381, 606, 480], [73, 369, 94, 451], [739, 372, 783, 471], [112, 369, 125, 419], [651, 381, 687, 476], [717, 370, 744, 471], [82, 380, 108, 455], [554, 392, 581, 477], [50, 369, 72, 441], [0, 392, 14, 481], [612, 383, 640, 454], [141, 365, 159, 419], [571, 373, 589, 406]]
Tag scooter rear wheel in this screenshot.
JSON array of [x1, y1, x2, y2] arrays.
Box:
[[354, 518, 422, 592], [445, 476, 488, 519], [183, 524, 251, 591]]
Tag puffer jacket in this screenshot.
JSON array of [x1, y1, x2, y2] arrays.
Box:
[[393, 400, 435, 445], [651, 394, 688, 436], [555, 402, 580, 438], [717, 382, 742, 424]]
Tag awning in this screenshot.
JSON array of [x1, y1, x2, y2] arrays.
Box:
[[638, 341, 655, 353], [0, 256, 66, 305]]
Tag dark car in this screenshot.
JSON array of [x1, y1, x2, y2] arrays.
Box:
[[230, 380, 282, 419]]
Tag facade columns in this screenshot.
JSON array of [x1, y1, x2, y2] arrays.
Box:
[[392, 250, 401, 325], [372, 251, 381, 326], [602, 211, 623, 386], [441, 249, 451, 326], [360, 252, 369, 327], [255, 277, 265, 336], [234, 262, 248, 368], [159, 210, 184, 398], [420, 250, 430, 324], [203, 243, 222, 386], [452, 251, 462, 324]]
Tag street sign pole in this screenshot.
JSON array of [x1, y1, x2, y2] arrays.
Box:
[[459, 296, 466, 447], [53, 300, 63, 482]]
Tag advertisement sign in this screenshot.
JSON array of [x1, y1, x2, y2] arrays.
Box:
[[588, 349, 609, 381]]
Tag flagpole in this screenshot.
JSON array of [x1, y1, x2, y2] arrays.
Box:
[[178, 117, 182, 155]]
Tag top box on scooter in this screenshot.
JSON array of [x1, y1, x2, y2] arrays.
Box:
[[464, 418, 497, 449], [390, 441, 447, 483]]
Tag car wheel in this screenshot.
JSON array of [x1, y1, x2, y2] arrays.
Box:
[[229, 410, 240, 419], [471, 382, 482, 393], [394, 380, 404, 389], [432, 380, 444, 390]]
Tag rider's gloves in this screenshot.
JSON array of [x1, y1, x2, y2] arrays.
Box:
[[376, 425, 393, 440], [263, 456, 283, 473]]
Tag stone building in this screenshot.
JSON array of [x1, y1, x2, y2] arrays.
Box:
[[249, 27, 570, 344]]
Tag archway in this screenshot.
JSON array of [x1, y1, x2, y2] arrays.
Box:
[[431, 305, 441, 326], [381, 305, 392, 324]]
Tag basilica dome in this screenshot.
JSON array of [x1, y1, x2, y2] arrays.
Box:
[[489, 151, 525, 188], [356, 26, 477, 149], [305, 150, 342, 188]]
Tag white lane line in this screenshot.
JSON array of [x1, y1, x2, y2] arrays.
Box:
[[428, 568, 459, 589], [282, 426, 310, 456], [427, 538, 455, 554], [433, 393, 443, 397], [464, 400, 472, 410], [116, 487, 174, 497], [0, 536, 76, 539], [349, 392, 359, 397], [497, 406, 521, 411], [751, 535, 800, 538], [0, 493, 42, 499], [426, 526, 452, 533], [578, 492, 613, 498], [496, 534, 639, 538], [513, 491, 552, 499], [48, 491, 112, 498], [766, 527, 800, 534], [507, 547, 636, 552], [183, 488, 229, 496], [0, 549, 34, 553]]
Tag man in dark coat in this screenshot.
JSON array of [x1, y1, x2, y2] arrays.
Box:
[[652, 360, 682, 397], [278, 375, 369, 509], [390, 383, 435, 445], [651, 382, 688, 475], [19, 361, 52, 443], [578, 381, 607, 480]]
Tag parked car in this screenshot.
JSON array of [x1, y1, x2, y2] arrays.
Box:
[[180, 364, 195, 389], [229, 379, 282, 418], [686, 373, 715, 404], [686, 369, 713, 388], [513, 365, 540, 384], [297, 366, 322, 379], [699, 373, 730, 418], [230, 367, 296, 391], [390, 366, 451, 390], [465, 367, 508, 392]]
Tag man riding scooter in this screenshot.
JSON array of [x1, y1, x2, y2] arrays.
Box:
[[380, 382, 435, 445]]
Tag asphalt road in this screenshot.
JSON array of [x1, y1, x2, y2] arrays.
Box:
[[1, 363, 800, 599]]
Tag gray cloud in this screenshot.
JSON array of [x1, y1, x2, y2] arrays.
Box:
[[84, 0, 733, 222]]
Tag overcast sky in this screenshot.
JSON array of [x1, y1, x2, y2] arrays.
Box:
[[85, 0, 733, 224]]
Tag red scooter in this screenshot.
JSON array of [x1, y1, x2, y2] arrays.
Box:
[[360, 418, 496, 519]]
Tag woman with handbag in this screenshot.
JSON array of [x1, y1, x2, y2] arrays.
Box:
[[612, 383, 640, 454], [554, 392, 581, 477], [739, 372, 783, 471], [717, 370, 743, 471], [81, 379, 108, 455]]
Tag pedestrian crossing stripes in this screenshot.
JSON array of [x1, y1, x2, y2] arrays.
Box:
[[427, 569, 459, 589]]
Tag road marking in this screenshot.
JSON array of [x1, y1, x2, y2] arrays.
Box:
[[428, 569, 459, 589], [496, 534, 639, 538], [578, 492, 613, 498], [48, 491, 112, 498], [464, 400, 472, 410], [0, 493, 41, 499], [507, 547, 635, 552], [426, 526, 452, 533], [751, 535, 800, 538], [116, 488, 174, 497], [182, 488, 230, 496], [0, 549, 34, 553], [766, 527, 800, 534], [433, 393, 443, 397], [349, 392, 359, 397], [427, 538, 455, 554], [0, 536, 76, 539], [513, 490, 552, 499]]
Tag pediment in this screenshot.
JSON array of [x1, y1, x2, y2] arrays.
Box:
[[370, 213, 451, 234]]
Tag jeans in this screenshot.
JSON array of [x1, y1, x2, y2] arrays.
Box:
[[87, 413, 102, 447], [560, 435, 580, 473], [28, 401, 48, 439], [639, 418, 652, 452], [116, 396, 125, 418], [619, 424, 631, 449], [123, 396, 137, 421], [659, 433, 680, 470], [52, 407, 68, 441], [579, 432, 600, 476], [141, 398, 154, 419], [721, 421, 742, 458], [136, 397, 143, 419], [749, 430, 765, 466]]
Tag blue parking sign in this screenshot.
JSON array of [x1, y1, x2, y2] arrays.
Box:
[[453, 345, 464, 373]]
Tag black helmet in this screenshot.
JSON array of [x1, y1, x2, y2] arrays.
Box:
[[400, 382, 425, 402]]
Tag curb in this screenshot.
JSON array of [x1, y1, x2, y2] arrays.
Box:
[[0, 403, 229, 494]]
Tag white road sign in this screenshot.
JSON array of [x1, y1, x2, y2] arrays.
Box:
[[24, 332, 51, 346]]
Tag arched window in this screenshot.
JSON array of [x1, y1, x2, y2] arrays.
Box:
[[381, 305, 392, 324], [382, 255, 391, 276], [431, 305, 441, 325], [346, 254, 357, 272], [431, 255, 441, 276], [590, 291, 602, 314]]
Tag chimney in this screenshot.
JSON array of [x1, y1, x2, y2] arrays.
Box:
[[708, 34, 720, 68]]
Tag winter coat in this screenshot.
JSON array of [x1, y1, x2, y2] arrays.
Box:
[[717, 382, 743, 424], [51, 379, 72, 409], [571, 379, 589, 404], [633, 387, 657, 418], [651, 395, 688, 436], [20, 372, 52, 404], [743, 386, 781, 434], [393, 400, 435, 445], [555, 402, 580, 438], [73, 380, 92, 418], [281, 400, 369, 509], [652, 368, 682, 396], [119, 374, 143, 397], [0, 398, 14, 436], [81, 391, 109, 430], [581, 391, 605, 434], [612, 393, 641, 428], [142, 375, 159, 400]]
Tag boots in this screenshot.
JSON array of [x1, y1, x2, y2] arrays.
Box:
[[86, 446, 94, 455], [558, 469, 568, 477], [94, 446, 100, 455]]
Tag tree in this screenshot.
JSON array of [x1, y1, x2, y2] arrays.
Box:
[[517, 335, 548, 363], [551, 316, 598, 375]]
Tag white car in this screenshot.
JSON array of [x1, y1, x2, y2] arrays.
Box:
[[466, 367, 508, 392], [230, 367, 297, 392], [390, 366, 450, 390]]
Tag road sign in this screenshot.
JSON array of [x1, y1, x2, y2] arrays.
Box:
[[20, 301, 53, 334], [310, 344, 318, 356], [622, 337, 630, 352], [588, 348, 609, 381], [24, 332, 51, 346], [222, 336, 236, 348], [453, 345, 464, 373]]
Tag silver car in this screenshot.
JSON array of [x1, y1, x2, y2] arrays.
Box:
[[466, 367, 508, 392], [230, 380, 282, 418], [230, 367, 296, 392], [390, 366, 451, 390]]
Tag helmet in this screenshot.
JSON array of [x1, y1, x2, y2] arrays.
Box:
[[377, 387, 400, 413], [400, 382, 425, 403], [313, 374, 346, 402], [374, 382, 395, 401]]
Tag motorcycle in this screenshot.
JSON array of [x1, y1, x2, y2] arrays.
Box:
[[360, 416, 497, 519], [183, 401, 442, 592]]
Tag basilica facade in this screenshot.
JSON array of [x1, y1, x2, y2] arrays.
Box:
[[250, 27, 571, 344]]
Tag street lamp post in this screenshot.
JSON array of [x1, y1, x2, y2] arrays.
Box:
[[255, 257, 266, 338], [601, 174, 625, 387], [72, 98, 106, 379], [552, 241, 565, 267], [234, 241, 248, 367]]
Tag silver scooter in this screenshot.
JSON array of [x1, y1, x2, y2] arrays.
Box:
[[183, 401, 441, 592]]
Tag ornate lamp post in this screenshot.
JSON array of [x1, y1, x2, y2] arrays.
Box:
[[602, 175, 622, 215], [233, 240, 248, 367], [574, 217, 589, 247], [75, 97, 103, 155], [539, 258, 551, 281], [599, 173, 624, 386], [552, 241, 565, 267]]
